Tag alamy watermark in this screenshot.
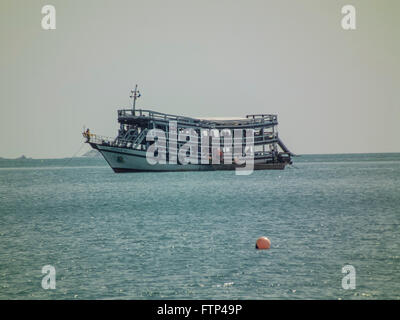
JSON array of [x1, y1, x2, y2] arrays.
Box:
[[41, 265, 56, 289], [341, 5, 356, 30], [145, 121, 255, 175], [341, 265, 356, 290], [41, 5, 56, 30]]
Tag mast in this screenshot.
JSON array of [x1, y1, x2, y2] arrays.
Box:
[[130, 84, 141, 114]]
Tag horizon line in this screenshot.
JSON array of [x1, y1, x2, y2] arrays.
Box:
[[1, 151, 400, 161]]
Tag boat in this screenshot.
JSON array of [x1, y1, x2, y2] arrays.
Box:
[[83, 86, 294, 173]]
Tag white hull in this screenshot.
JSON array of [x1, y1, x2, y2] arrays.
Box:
[[94, 144, 212, 172], [91, 144, 286, 172]]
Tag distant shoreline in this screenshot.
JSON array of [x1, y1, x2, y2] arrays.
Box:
[[1, 152, 400, 161]]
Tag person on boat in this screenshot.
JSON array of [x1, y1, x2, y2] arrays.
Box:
[[85, 128, 91, 141], [219, 149, 224, 164]]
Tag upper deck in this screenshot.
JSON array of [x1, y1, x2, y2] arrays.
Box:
[[117, 109, 278, 130]]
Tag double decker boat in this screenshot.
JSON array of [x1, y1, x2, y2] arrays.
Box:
[[83, 86, 294, 172]]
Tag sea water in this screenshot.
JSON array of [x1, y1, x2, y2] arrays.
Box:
[[0, 154, 399, 299]]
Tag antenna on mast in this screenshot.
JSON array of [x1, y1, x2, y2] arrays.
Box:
[[130, 84, 141, 114]]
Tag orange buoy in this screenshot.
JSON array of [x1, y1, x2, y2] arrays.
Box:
[[255, 236, 271, 250]]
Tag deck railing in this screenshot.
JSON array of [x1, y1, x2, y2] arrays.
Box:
[[83, 133, 136, 147], [118, 109, 199, 124], [117, 109, 278, 127]]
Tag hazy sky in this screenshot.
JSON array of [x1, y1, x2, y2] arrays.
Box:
[[1, 0, 399, 158]]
